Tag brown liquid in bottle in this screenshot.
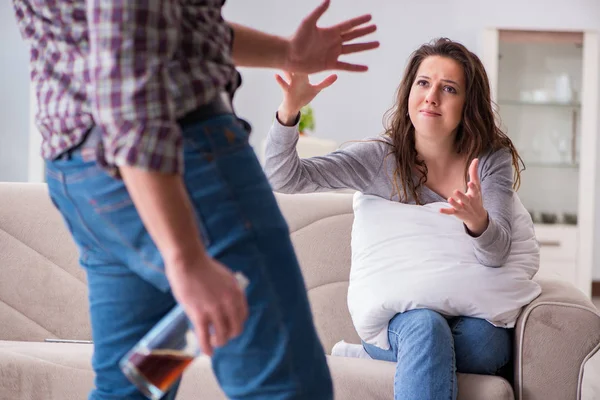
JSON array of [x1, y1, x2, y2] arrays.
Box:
[[127, 349, 194, 392]]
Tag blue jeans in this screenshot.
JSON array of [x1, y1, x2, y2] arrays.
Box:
[[362, 309, 512, 400], [45, 115, 333, 400]]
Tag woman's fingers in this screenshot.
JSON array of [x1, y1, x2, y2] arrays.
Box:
[[440, 206, 456, 215], [316, 74, 338, 90], [467, 181, 481, 197], [275, 74, 290, 90], [447, 196, 463, 210], [469, 158, 480, 186], [453, 190, 471, 205]]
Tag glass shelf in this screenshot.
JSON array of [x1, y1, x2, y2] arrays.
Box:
[[524, 161, 579, 168], [498, 99, 580, 108]]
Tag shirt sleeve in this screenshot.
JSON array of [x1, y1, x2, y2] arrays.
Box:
[[87, 0, 184, 174], [468, 149, 514, 267], [263, 113, 388, 193]]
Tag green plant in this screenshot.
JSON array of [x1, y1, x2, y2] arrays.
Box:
[[299, 104, 315, 134]]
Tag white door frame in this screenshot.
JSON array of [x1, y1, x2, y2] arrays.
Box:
[[577, 31, 599, 297]]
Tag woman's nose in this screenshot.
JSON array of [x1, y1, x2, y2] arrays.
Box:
[[425, 87, 439, 105]]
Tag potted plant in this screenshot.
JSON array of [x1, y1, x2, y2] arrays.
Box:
[[299, 104, 316, 135]]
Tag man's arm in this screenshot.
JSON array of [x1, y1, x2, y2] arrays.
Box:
[[86, 0, 246, 355], [229, 0, 379, 73], [229, 23, 289, 69], [118, 169, 205, 268], [119, 168, 248, 355]]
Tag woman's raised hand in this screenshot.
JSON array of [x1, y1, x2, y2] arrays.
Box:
[[275, 72, 337, 125]]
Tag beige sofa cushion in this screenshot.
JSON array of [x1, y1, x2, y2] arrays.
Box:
[[279, 192, 361, 351], [0, 185, 361, 349], [0, 341, 513, 400], [0, 183, 90, 342]]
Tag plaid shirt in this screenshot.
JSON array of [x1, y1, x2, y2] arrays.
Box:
[[13, 0, 240, 175]]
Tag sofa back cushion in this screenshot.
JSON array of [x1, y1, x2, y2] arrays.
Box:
[[0, 183, 91, 342], [275, 192, 361, 352], [0, 184, 360, 352]]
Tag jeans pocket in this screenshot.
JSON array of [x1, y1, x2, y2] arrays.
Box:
[[82, 167, 134, 215], [46, 189, 94, 264], [183, 115, 251, 157], [81, 162, 211, 254]]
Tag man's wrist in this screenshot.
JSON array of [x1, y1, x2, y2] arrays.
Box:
[[271, 35, 291, 71], [164, 241, 211, 272], [281, 38, 293, 71]]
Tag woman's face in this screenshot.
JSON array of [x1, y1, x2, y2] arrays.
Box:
[[408, 55, 466, 142]]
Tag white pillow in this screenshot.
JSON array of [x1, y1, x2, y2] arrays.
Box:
[[348, 192, 541, 350]]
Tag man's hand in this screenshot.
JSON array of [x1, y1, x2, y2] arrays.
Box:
[[286, 0, 380, 73], [166, 253, 248, 356]]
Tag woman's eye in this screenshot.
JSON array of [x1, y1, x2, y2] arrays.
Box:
[[416, 80, 428, 87], [444, 86, 457, 94]]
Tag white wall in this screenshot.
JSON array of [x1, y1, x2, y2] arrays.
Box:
[[223, 0, 600, 280], [223, 0, 600, 147], [2, 1, 599, 279], [0, 1, 31, 182]]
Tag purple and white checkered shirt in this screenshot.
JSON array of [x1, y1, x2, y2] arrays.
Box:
[[13, 0, 240, 175]]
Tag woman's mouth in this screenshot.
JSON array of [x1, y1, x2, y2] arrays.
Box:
[[420, 109, 441, 117]]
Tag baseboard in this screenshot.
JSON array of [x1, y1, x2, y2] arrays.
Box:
[[593, 281, 600, 297]]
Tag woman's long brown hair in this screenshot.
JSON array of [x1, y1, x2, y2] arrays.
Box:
[[383, 37, 524, 204]]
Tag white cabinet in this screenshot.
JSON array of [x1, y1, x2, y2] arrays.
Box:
[[534, 224, 578, 286], [482, 29, 599, 297]]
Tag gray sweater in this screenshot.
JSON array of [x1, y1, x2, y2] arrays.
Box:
[[264, 118, 515, 268]]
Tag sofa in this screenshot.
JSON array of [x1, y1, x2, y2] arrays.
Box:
[[1, 182, 599, 400]]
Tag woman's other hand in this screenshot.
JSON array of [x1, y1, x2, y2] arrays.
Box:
[[440, 158, 489, 236]]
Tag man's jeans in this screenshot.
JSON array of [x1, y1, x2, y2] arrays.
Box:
[[45, 114, 333, 400], [363, 309, 512, 400]]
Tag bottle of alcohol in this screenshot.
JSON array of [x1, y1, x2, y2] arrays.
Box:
[[120, 272, 249, 399]]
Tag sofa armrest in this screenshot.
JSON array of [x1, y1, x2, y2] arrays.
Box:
[[514, 278, 600, 400]]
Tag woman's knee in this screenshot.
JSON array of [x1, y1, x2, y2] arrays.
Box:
[[389, 309, 451, 342], [452, 317, 512, 375], [387, 309, 455, 369]]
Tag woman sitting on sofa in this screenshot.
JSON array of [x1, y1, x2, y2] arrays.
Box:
[[263, 38, 525, 400]]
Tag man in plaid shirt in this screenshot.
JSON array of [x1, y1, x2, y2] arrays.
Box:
[[13, 0, 378, 398]]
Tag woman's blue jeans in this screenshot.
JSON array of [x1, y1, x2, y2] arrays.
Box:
[[363, 309, 512, 400]]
